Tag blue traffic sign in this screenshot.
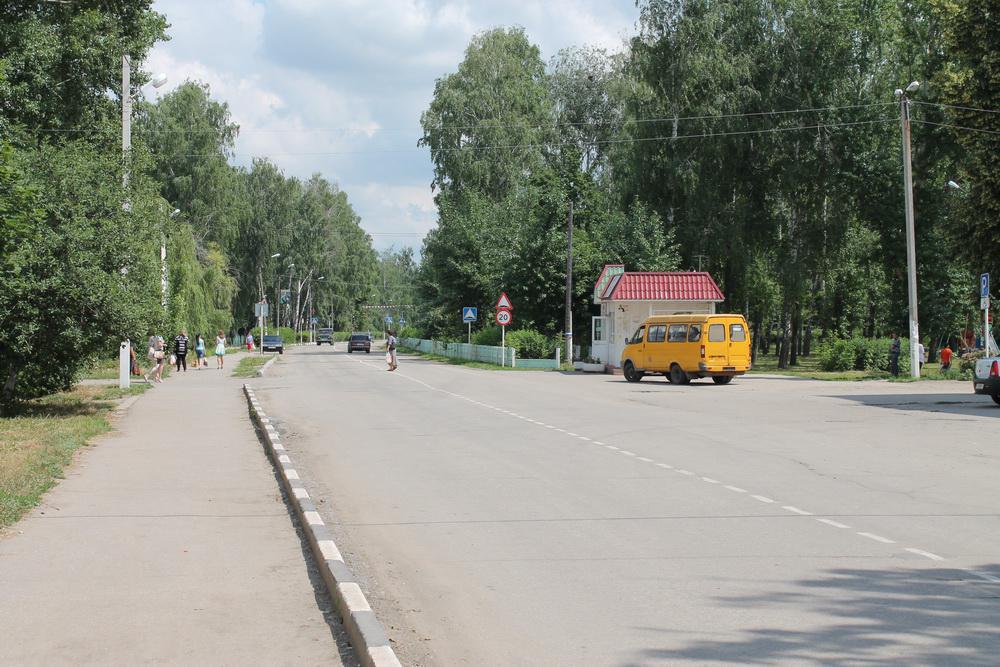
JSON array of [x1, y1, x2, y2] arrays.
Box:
[[982, 273, 990, 299], [385, 315, 393, 324], [462, 307, 478, 323]]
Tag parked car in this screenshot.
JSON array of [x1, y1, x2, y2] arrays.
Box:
[[621, 314, 751, 384], [347, 333, 371, 353], [262, 335, 284, 354], [972, 354, 1000, 406], [316, 328, 334, 345]]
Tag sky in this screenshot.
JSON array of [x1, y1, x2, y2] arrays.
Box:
[[146, 0, 640, 252]]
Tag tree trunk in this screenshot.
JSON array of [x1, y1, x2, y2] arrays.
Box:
[[790, 305, 801, 366], [2, 363, 20, 415], [751, 319, 762, 363], [778, 311, 791, 369], [803, 324, 812, 356]]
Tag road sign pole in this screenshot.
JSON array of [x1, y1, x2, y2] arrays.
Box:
[[502, 324, 505, 367], [468, 321, 471, 346]]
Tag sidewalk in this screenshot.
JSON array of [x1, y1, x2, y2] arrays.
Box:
[[0, 355, 349, 666]]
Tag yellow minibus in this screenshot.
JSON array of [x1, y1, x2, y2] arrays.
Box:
[[621, 314, 751, 384]]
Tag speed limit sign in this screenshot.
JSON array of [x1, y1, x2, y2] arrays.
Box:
[[495, 308, 512, 326]]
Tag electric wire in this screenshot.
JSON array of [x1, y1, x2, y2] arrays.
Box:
[[910, 119, 1000, 137]]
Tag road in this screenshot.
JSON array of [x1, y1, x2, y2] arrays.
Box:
[[253, 344, 1000, 666]]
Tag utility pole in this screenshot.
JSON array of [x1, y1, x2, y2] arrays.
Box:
[[121, 55, 131, 189], [565, 200, 574, 365], [897, 82, 921, 378]]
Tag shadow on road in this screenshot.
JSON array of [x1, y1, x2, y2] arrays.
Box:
[[627, 565, 1000, 666], [829, 393, 1000, 418]]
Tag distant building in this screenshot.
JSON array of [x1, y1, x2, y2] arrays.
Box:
[[590, 264, 725, 367]]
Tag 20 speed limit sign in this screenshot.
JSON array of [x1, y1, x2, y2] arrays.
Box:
[[495, 308, 512, 326]]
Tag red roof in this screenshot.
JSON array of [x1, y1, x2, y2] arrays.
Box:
[[601, 271, 724, 301]]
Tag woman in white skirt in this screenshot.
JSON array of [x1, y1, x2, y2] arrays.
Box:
[[215, 330, 227, 369]]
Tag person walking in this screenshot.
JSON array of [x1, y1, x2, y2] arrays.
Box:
[[386, 330, 398, 371], [889, 332, 901, 377], [246, 332, 255, 352], [918, 341, 927, 371], [147, 335, 166, 383], [194, 333, 206, 369], [174, 329, 189, 372], [214, 330, 227, 369], [940, 344, 954, 372]]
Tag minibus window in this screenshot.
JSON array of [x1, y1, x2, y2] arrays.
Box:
[[647, 325, 666, 343], [688, 324, 702, 342], [730, 323, 747, 342], [708, 323, 726, 342], [631, 326, 645, 344], [668, 324, 688, 342]]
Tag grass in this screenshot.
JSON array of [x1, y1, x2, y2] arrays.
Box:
[[749, 353, 971, 382], [232, 354, 275, 378], [0, 384, 147, 529], [399, 346, 551, 371], [79, 356, 120, 380]]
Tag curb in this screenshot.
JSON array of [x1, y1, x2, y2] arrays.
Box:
[[242, 384, 402, 667], [256, 355, 278, 377]]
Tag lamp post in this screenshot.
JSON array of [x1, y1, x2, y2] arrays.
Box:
[[121, 56, 167, 188], [895, 80, 921, 378]]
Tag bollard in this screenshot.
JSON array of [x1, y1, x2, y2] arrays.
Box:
[[119, 340, 131, 389]]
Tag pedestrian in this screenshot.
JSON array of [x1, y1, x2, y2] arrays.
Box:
[[940, 344, 954, 372], [215, 329, 227, 369], [174, 329, 189, 372], [246, 331, 255, 351], [889, 332, 900, 377], [147, 335, 165, 383], [918, 341, 926, 371], [386, 329, 398, 371], [194, 333, 206, 369]]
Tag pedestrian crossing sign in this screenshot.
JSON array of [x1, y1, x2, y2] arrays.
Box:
[[463, 307, 478, 323]]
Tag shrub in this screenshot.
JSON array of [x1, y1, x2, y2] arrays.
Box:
[[818, 336, 910, 372], [959, 349, 986, 373], [505, 328, 552, 359], [472, 326, 502, 346]]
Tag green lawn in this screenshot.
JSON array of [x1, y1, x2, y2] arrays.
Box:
[[0, 383, 148, 529], [232, 354, 275, 378], [749, 353, 970, 382]]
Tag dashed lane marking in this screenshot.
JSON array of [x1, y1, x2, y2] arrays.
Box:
[[751, 495, 776, 504], [817, 518, 850, 529], [782, 505, 813, 516], [905, 548, 944, 561], [857, 532, 895, 544]]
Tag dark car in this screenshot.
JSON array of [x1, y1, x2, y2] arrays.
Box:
[[316, 328, 334, 345], [262, 335, 284, 354], [347, 333, 371, 353]]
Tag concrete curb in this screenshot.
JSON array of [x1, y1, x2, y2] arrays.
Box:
[[256, 355, 278, 377], [242, 384, 402, 667]]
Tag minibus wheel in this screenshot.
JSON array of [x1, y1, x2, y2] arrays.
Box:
[[669, 364, 690, 385], [624, 361, 643, 383], [712, 375, 733, 385]]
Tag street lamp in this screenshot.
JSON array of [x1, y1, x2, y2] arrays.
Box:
[[895, 80, 921, 378], [122, 58, 167, 188]]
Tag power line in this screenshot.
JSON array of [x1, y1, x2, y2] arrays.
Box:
[[28, 102, 895, 135], [911, 119, 1000, 137], [169, 118, 896, 158], [912, 100, 1000, 115]]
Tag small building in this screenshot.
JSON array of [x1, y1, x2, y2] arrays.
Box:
[[590, 264, 725, 367]]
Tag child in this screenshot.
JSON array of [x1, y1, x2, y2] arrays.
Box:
[[195, 333, 206, 368]]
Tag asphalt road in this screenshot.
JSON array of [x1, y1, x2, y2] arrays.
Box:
[[254, 344, 1000, 666]]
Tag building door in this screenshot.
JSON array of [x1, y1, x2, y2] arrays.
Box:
[[591, 316, 609, 363]]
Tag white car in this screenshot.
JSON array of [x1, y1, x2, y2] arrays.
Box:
[[972, 356, 1000, 406]]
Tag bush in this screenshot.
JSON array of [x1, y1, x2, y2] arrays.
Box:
[[398, 325, 421, 340], [818, 337, 910, 372], [959, 349, 986, 373], [505, 328, 552, 359], [472, 326, 502, 346]]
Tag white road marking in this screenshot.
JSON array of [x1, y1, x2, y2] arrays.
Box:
[[969, 570, 1000, 583], [701, 477, 720, 484], [782, 505, 813, 516], [605, 445, 619, 450], [272, 443, 286, 452], [567, 432, 579, 437], [338, 582, 372, 612], [544, 425, 555, 429], [724, 485, 746, 493], [304, 511, 324, 526], [677, 469, 694, 476], [657, 463, 674, 469], [816, 518, 850, 529], [578, 436, 591, 441], [285, 469, 299, 480], [857, 532, 895, 544], [620, 451, 637, 457], [638, 457, 654, 463], [751, 495, 775, 504], [293, 487, 309, 500], [905, 548, 944, 561], [592, 440, 603, 444], [278, 454, 291, 464]]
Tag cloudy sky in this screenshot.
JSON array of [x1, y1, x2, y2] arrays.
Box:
[[146, 0, 640, 252]]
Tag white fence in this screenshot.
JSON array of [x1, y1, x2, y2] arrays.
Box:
[[402, 338, 516, 366]]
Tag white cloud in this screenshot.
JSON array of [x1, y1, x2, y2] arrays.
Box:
[[149, 0, 638, 251]]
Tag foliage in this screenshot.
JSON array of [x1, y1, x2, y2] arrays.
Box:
[[818, 337, 911, 373], [505, 328, 553, 359]]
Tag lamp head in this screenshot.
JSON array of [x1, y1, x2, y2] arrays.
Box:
[[270, 253, 281, 258], [947, 180, 961, 190], [170, 208, 180, 218], [894, 88, 903, 99], [905, 80, 920, 93], [151, 73, 168, 89]]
